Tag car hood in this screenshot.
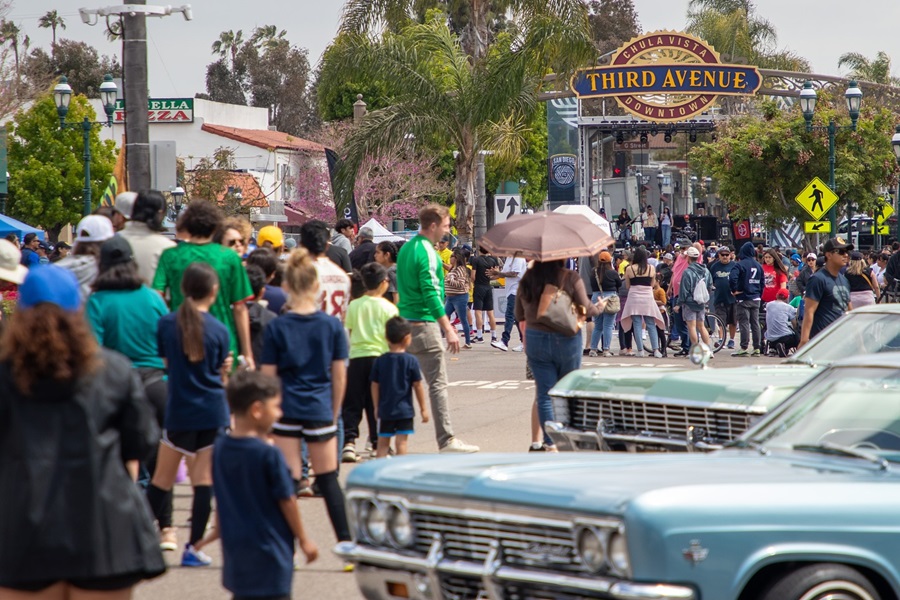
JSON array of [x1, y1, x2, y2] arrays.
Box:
[[348, 451, 888, 515], [552, 364, 820, 409]]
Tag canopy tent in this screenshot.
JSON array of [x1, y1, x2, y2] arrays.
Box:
[[0, 214, 45, 242], [552, 204, 612, 238], [360, 217, 404, 242]]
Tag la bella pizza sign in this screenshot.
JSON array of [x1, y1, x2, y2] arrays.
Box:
[[113, 98, 194, 124]]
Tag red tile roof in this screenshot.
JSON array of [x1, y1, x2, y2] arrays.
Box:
[[201, 124, 326, 153]]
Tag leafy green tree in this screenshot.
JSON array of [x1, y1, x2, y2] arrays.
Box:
[[484, 108, 547, 209], [211, 29, 243, 69], [689, 96, 896, 239], [315, 34, 394, 122], [587, 0, 640, 56], [838, 51, 899, 86], [38, 10, 66, 48], [7, 95, 117, 241], [330, 7, 594, 239]]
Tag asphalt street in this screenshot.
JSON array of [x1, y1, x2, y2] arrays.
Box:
[[134, 334, 758, 599]]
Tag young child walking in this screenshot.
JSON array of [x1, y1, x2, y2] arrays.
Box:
[[146, 262, 233, 567], [370, 317, 429, 458], [196, 370, 318, 599], [260, 248, 351, 545], [341, 263, 399, 463]]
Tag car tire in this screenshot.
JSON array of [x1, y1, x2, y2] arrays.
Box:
[[759, 563, 881, 600]]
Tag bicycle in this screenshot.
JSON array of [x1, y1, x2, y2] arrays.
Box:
[[643, 308, 726, 354]]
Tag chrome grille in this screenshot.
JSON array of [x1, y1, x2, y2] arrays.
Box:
[[411, 512, 581, 573], [440, 576, 592, 600], [570, 397, 755, 443]]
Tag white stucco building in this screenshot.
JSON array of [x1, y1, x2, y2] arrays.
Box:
[[89, 97, 327, 223]]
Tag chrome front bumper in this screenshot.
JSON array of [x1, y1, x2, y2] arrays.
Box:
[[545, 421, 722, 453], [334, 540, 696, 600]]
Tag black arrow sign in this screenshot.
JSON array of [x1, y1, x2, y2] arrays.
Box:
[[505, 197, 519, 219], [811, 223, 825, 231]]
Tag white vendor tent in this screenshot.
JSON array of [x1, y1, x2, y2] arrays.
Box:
[[552, 204, 612, 238], [361, 218, 404, 242]]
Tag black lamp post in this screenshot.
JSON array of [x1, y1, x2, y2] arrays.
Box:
[[799, 79, 863, 234], [53, 74, 118, 217], [891, 125, 900, 242], [171, 186, 185, 218]]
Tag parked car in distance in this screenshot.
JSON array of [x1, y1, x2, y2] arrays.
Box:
[[546, 303, 900, 452], [337, 353, 900, 600]]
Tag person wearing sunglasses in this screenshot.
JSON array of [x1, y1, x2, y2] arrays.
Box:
[[798, 237, 852, 348]]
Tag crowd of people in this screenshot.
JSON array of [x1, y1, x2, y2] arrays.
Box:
[[0, 196, 485, 599]]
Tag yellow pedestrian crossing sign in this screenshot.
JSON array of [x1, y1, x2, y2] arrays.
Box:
[[872, 225, 889, 235], [876, 202, 894, 225], [804, 221, 831, 234], [795, 177, 838, 221]]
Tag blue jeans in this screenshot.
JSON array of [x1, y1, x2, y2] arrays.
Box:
[[670, 299, 689, 348], [631, 315, 659, 351], [501, 292, 520, 346], [445, 293, 471, 345], [643, 227, 656, 244], [589, 292, 617, 351], [526, 328, 582, 446], [661, 224, 671, 247]]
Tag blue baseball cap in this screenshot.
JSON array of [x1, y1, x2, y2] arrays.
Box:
[[18, 265, 81, 312], [791, 253, 802, 263]]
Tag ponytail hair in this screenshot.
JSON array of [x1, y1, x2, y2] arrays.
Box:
[[283, 247, 318, 299], [177, 262, 219, 362]]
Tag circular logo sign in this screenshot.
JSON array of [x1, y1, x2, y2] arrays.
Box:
[[570, 31, 762, 123], [550, 154, 577, 189]]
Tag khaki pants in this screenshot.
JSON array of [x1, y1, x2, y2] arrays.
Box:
[[408, 321, 455, 448]]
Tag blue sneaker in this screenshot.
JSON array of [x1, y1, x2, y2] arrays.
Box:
[[726, 339, 735, 350], [181, 544, 212, 567]]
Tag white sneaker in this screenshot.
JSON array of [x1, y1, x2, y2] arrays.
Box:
[[439, 438, 480, 453], [491, 340, 508, 351], [653, 350, 663, 358], [511, 344, 524, 352], [636, 351, 646, 358]]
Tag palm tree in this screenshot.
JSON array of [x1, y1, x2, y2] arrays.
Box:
[[0, 20, 22, 80], [330, 13, 594, 239], [250, 25, 286, 51], [838, 51, 900, 86], [211, 29, 244, 68], [38, 10, 66, 47]]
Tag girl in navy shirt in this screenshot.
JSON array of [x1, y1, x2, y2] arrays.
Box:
[[146, 262, 233, 567], [261, 247, 351, 543]]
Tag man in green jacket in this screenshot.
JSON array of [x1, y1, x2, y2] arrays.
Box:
[[397, 204, 479, 453]]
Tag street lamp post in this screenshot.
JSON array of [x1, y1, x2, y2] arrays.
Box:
[[890, 125, 900, 242], [690, 175, 698, 214], [171, 186, 185, 218], [799, 79, 863, 234], [53, 75, 118, 217]]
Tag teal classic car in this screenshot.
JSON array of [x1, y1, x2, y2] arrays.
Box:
[[546, 304, 900, 452], [336, 354, 900, 600]]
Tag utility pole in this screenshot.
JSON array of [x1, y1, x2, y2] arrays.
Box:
[[123, 0, 150, 192], [474, 152, 486, 239]]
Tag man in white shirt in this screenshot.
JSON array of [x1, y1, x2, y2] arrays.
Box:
[[492, 254, 528, 351]]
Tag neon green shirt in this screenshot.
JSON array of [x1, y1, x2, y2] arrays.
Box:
[[346, 295, 400, 359], [397, 234, 445, 322]]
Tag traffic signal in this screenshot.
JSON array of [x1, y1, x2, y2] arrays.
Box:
[[612, 152, 626, 178]]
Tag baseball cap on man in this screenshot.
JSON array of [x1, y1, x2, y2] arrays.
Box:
[[822, 237, 853, 253], [685, 247, 700, 258], [0, 239, 28, 284], [115, 191, 138, 220], [257, 225, 284, 248], [776, 289, 790, 300], [18, 265, 81, 311], [806, 252, 817, 260], [99, 236, 134, 269], [74, 215, 115, 246]]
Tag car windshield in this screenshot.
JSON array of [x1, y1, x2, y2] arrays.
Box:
[[747, 367, 900, 463], [788, 312, 900, 366]]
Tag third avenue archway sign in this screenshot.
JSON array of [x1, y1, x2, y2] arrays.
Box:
[[571, 31, 762, 122]]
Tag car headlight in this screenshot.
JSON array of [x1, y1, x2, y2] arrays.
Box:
[[576, 527, 605, 572], [360, 500, 387, 545], [387, 504, 414, 548], [608, 532, 630, 576]]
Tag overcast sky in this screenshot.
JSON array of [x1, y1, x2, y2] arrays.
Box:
[[9, 0, 900, 99]]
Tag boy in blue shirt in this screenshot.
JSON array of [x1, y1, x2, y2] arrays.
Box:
[[370, 317, 429, 458], [196, 371, 318, 599]]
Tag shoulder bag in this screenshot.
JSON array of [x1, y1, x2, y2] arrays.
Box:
[[594, 268, 621, 314], [536, 272, 586, 336]]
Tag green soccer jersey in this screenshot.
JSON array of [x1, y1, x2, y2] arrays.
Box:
[[152, 241, 253, 356]]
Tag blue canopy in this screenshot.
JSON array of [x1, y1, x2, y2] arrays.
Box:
[[0, 214, 45, 241]]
